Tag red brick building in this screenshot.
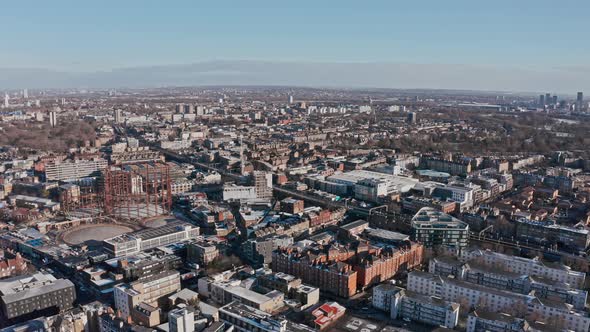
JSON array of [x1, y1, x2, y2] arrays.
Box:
[[272, 241, 424, 298], [272, 245, 357, 298], [0, 253, 27, 278], [280, 198, 305, 214], [353, 243, 423, 288]]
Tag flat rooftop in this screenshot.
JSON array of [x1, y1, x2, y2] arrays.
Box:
[[327, 170, 418, 192], [0, 273, 73, 303], [226, 285, 272, 305], [364, 227, 409, 242], [412, 207, 468, 229]]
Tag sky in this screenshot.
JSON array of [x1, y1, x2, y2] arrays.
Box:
[[1, 1, 589, 91]]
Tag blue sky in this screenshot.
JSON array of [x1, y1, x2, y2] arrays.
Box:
[[1, 1, 589, 92], [2, 0, 588, 71]]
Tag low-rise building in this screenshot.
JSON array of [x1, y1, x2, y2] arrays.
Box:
[[113, 270, 181, 321], [515, 218, 590, 252], [461, 249, 586, 288], [103, 221, 199, 257], [311, 302, 346, 330], [209, 280, 283, 313], [222, 185, 257, 201], [407, 271, 590, 332], [373, 283, 459, 329], [392, 288, 459, 329], [242, 235, 294, 266], [429, 257, 588, 309], [187, 241, 220, 266], [169, 307, 195, 332], [219, 301, 314, 332], [466, 310, 530, 332]]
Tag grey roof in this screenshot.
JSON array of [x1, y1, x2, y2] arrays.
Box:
[[0, 273, 74, 304]]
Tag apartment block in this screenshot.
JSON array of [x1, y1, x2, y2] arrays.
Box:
[[408, 271, 590, 332], [411, 207, 469, 252], [461, 249, 586, 288], [429, 257, 587, 309], [515, 218, 590, 252], [373, 283, 459, 329], [421, 157, 472, 176], [187, 241, 220, 266], [466, 310, 530, 332], [45, 158, 108, 181], [113, 270, 181, 321], [272, 242, 423, 298]]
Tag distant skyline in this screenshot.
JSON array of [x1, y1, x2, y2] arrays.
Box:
[[1, 1, 589, 92]]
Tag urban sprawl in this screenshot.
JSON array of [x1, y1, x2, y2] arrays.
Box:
[[0, 87, 589, 332]]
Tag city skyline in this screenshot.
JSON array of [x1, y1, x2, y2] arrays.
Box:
[[0, 60, 589, 94]]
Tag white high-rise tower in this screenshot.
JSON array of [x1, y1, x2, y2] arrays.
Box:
[[239, 135, 245, 175]]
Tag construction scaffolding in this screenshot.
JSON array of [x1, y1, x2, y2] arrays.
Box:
[[103, 162, 172, 220], [59, 180, 104, 217]]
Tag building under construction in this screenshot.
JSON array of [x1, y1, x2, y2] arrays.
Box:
[[59, 180, 104, 217], [103, 162, 172, 220]]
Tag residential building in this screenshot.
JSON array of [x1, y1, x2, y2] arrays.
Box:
[[411, 207, 469, 252], [272, 241, 423, 297], [408, 271, 590, 332], [242, 235, 293, 266], [219, 301, 314, 332], [0, 253, 27, 278], [461, 249, 586, 288], [421, 158, 472, 176], [280, 197, 304, 214], [392, 288, 459, 329], [311, 302, 346, 330], [252, 171, 273, 199], [222, 185, 257, 201], [169, 307, 195, 332], [0, 273, 76, 323], [466, 310, 530, 332], [373, 283, 459, 328], [45, 158, 108, 181], [515, 218, 590, 252], [187, 241, 220, 266], [429, 257, 587, 309], [113, 270, 180, 321]]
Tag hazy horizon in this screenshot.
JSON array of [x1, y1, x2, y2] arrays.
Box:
[[0, 60, 588, 94]]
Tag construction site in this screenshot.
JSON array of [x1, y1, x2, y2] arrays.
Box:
[[59, 161, 173, 221]]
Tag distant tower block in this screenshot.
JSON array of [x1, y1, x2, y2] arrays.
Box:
[[289, 95, 294, 104], [114, 109, 123, 123], [49, 111, 58, 127], [577, 92, 585, 111]]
